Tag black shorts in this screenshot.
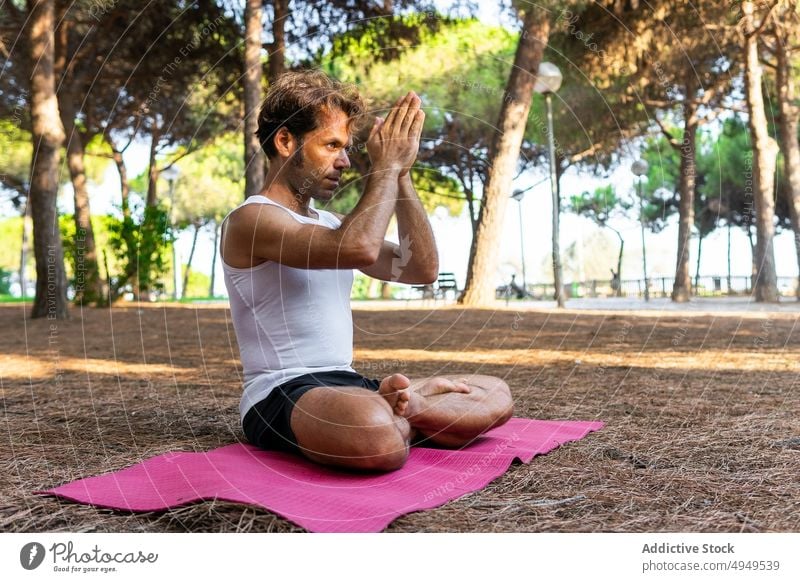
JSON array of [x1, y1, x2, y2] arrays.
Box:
[[242, 370, 381, 455]]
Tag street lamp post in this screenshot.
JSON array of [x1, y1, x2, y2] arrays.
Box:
[[510, 189, 527, 292], [534, 62, 564, 308], [631, 159, 649, 302], [162, 166, 181, 301]]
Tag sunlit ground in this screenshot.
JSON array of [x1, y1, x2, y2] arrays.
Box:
[[1, 302, 798, 532]]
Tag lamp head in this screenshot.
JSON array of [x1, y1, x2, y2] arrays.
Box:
[[631, 159, 648, 177], [533, 62, 563, 94]]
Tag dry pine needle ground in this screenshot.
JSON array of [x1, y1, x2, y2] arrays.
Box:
[[1, 303, 798, 532]]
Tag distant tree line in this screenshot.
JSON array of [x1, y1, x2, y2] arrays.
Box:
[[1, 0, 798, 319]]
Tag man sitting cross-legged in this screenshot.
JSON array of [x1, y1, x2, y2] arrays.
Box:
[[220, 70, 513, 472]]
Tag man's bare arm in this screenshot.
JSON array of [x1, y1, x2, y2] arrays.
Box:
[[333, 173, 439, 284], [227, 169, 401, 270], [394, 172, 439, 282], [226, 92, 424, 269]]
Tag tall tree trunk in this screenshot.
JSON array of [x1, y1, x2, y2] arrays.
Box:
[[727, 221, 732, 294], [671, 110, 697, 303], [106, 138, 131, 218], [268, 0, 288, 83], [465, 191, 477, 235], [610, 227, 623, 298], [20, 199, 32, 299], [105, 133, 137, 299], [53, 12, 105, 306], [743, 1, 779, 302], [747, 225, 757, 291], [244, 0, 266, 198], [694, 234, 703, 292], [182, 223, 200, 297], [59, 99, 105, 305], [209, 221, 219, 298], [146, 124, 160, 207], [775, 24, 800, 300], [550, 102, 565, 307], [380, 281, 392, 299], [459, 7, 550, 306], [27, 0, 68, 319]]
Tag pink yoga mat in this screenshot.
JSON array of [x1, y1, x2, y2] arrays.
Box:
[[36, 417, 603, 532]]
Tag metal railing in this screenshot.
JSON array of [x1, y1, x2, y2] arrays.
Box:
[[512, 276, 799, 300]]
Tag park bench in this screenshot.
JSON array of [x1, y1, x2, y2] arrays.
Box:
[[409, 272, 460, 303], [434, 272, 459, 300]]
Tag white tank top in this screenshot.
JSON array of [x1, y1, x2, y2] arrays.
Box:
[[220, 195, 356, 422]]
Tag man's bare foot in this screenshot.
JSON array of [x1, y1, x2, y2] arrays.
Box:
[[383, 374, 512, 448], [379, 374, 471, 418], [402, 377, 471, 421], [378, 373, 412, 416]]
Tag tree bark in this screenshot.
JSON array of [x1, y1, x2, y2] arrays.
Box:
[[380, 281, 392, 299], [775, 22, 800, 300], [146, 124, 160, 207], [727, 221, 732, 294], [747, 225, 756, 291], [244, 0, 266, 198], [59, 98, 106, 305], [609, 226, 624, 298], [694, 234, 703, 293], [743, 1, 779, 302], [671, 109, 697, 303], [209, 221, 219, 298], [182, 223, 200, 297], [27, 0, 68, 319], [53, 11, 106, 306], [458, 6, 550, 306], [268, 0, 287, 83], [549, 97, 564, 307], [105, 136, 131, 217], [20, 199, 32, 299], [105, 133, 137, 299]]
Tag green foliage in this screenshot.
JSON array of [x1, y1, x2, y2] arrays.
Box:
[[59, 215, 80, 289], [325, 11, 447, 75], [697, 116, 753, 229], [350, 272, 372, 299], [166, 133, 245, 227], [325, 17, 516, 137], [0, 267, 11, 295], [0, 216, 23, 270], [0, 216, 36, 295], [319, 165, 463, 218], [105, 202, 172, 298], [639, 116, 768, 238], [319, 16, 521, 212], [82, 134, 114, 184], [569, 184, 632, 225], [0, 119, 32, 202], [182, 268, 211, 299], [639, 133, 684, 233], [58, 213, 119, 304], [410, 167, 467, 216]]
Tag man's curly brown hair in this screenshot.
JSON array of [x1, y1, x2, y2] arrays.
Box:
[[256, 69, 366, 159]]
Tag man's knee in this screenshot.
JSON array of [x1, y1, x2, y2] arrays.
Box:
[[491, 377, 514, 425], [294, 390, 409, 471], [347, 404, 410, 471], [470, 375, 514, 427]]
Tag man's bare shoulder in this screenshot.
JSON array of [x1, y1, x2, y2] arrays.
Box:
[[225, 201, 294, 234], [221, 203, 301, 267]]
